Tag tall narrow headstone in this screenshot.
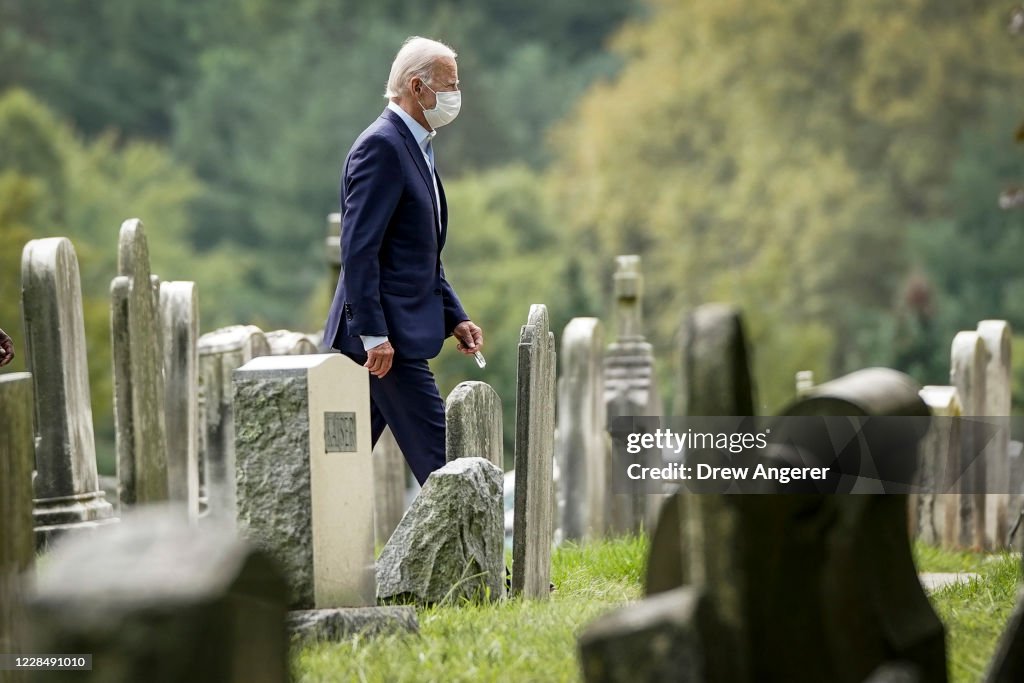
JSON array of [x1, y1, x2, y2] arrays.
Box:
[[198, 325, 270, 519], [605, 256, 662, 534], [26, 508, 289, 683], [372, 426, 407, 548], [977, 320, 1012, 548], [0, 373, 34, 681], [160, 281, 199, 523], [556, 318, 606, 541], [446, 380, 503, 468], [911, 386, 962, 549], [21, 237, 116, 548], [234, 354, 375, 609], [266, 329, 318, 356], [647, 304, 757, 595], [326, 213, 342, 296], [512, 304, 556, 599], [111, 219, 169, 507], [951, 331, 988, 550]]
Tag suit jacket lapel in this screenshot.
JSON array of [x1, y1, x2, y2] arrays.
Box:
[[381, 110, 441, 237], [437, 170, 447, 247]]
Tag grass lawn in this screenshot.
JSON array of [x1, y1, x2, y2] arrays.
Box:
[[294, 535, 647, 682], [293, 535, 1021, 682], [914, 542, 1022, 683]]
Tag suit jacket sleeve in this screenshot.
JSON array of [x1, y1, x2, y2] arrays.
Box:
[[341, 134, 402, 337], [440, 262, 469, 336]]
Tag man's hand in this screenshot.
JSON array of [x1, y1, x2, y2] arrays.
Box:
[[365, 340, 394, 378], [0, 328, 13, 367], [453, 320, 483, 355]]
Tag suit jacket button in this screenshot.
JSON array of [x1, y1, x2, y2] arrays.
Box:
[[434, 288, 442, 295]]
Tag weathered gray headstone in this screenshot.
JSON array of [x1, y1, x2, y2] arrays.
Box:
[[556, 318, 606, 541], [111, 218, 170, 507], [234, 353, 374, 609], [578, 586, 707, 683], [512, 304, 556, 599], [198, 324, 270, 519], [951, 330, 988, 550], [647, 304, 756, 596], [446, 380, 503, 468], [911, 386, 962, 548], [978, 320, 1012, 548], [160, 281, 199, 523], [676, 303, 757, 417], [605, 256, 663, 534], [985, 587, 1024, 683], [266, 329, 318, 356], [372, 426, 407, 549], [21, 237, 116, 548], [326, 212, 342, 296], [377, 457, 504, 605], [26, 507, 289, 683], [0, 373, 34, 683], [287, 607, 418, 645]]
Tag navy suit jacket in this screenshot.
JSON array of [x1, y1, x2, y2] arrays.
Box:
[[324, 108, 469, 359]]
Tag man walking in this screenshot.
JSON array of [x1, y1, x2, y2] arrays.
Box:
[[324, 36, 483, 485]]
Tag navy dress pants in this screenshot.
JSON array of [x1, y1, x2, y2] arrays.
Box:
[[344, 352, 446, 485]]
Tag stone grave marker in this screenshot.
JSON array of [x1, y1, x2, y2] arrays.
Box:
[[511, 304, 556, 599], [605, 256, 663, 534], [372, 426, 407, 548], [160, 281, 199, 522], [977, 320, 1012, 548], [110, 218, 169, 506], [198, 325, 270, 519], [446, 380, 503, 468], [911, 386, 962, 548], [556, 318, 606, 541], [266, 329, 318, 356], [21, 237, 116, 548], [234, 353, 374, 609], [0, 373, 34, 681], [26, 507, 289, 683], [647, 304, 755, 595], [377, 457, 504, 604], [951, 331, 988, 550]]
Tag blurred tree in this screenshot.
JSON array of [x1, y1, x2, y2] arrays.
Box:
[[551, 0, 1023, 410]]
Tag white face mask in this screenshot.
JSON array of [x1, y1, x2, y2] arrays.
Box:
[[418, 83, 461, 129]]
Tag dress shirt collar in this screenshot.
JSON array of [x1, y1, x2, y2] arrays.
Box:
[[387, 100, 435, 155]]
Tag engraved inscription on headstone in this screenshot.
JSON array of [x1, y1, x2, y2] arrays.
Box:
[[324, 412, 357, 453]]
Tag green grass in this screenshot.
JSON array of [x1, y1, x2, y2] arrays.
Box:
[[918, 545, 1022, 683], [294, 537, 1021, 683], [293, 535, 647, 683]]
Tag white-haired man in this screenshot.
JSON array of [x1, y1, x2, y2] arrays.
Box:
[[324, 36, 483, 485]]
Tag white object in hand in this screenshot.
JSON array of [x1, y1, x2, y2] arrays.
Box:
[[473, 351, 486, 369]]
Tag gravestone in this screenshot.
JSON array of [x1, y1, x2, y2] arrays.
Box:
[[605, 256, 663, 534], [512, 304, 556, 599], [326, 213, 342, 296], [0, 373, 34, 682], [111, 218, 169, 507], [160, 281, 199, 522], [911, 386, 962, 548], [198, 325, 270, 519], [583, 368, 947, 683], [26, 508, 289, 683], [372, 426, 407, 548], [556, 318, 606, 541], [21, 237, 116, 548], [377, 457, 504, 604], [977, 320, 1012, 548], [266, 329, 317, 356], [446, 380, 503, 468], [234, 353, 374, 609], [951, 331, 988, 550], [647, 304, 755, 595]]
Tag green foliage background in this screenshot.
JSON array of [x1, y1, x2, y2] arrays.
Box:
[[2, 0, 1024, 466]]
